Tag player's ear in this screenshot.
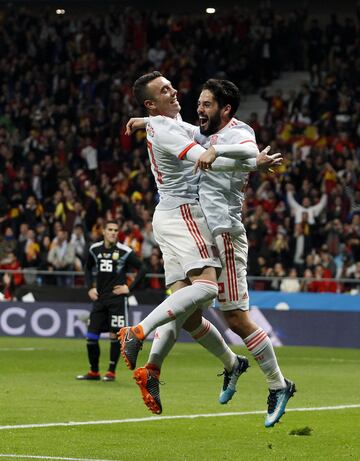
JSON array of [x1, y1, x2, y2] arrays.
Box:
[[223, 104, 232, 118], [144, 99, 156, 111]]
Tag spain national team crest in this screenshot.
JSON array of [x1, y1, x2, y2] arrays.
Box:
[[112, 251, 119, 260], [210, 134, 218, 145]]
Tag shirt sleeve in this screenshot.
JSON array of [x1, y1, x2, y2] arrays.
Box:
[[211, 156, 257, 172], [213, 128, 259, 159], [150, 116, 206, 160]]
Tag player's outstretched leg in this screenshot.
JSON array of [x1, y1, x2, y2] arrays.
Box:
[[133, 365, 162, 415], [265, 378, 296, 427], [218, 355, 249, 404], [118, 326, 144, 370]]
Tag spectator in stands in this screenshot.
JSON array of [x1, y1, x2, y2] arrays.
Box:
[[80, 137, 98, 182], [286, 183, 327, 225], [0, 4, 358, 294], [0, 272, 16, 301], [348, 261, 360, 293], [307, 264, 337, 293], [70, 224, 87, 269], [1, 227, 17, 255], [0, 250, 23, 288], [17, 228, 41, 268], [144, 251, 165, 290], [47, 229, 76, 286], [268, 262, 287, 291], [141, 221, 157, 263], [280, 268, 301, 293], [301, 268, 315, 292]]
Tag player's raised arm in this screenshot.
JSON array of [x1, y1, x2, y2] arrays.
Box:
[[125, 117, 148, 135], [188, 145, 283, 173]]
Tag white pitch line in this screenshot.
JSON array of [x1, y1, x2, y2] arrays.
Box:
[[0, 456, 117, 461], [0, 404, 359, 431], [0, 348, 41, 351]]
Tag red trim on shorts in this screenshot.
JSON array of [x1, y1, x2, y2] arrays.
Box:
[[223, 233, 238, 302], [178, 142, 197, 159], [180, 204, 210, 259], [223, 233, 234, 301], [193, 279, 218, 287], [147, 140, 163, 184]]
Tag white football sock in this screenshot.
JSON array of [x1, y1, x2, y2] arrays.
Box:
[[139, 280, 218, 337], [148, 313, 190, 368], [189, 318, 236, 371], [243, 328, 286, 389]]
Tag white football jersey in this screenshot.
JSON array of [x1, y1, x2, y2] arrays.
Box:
[[195, 118, 257, 236], [146, 115, 203, 210]]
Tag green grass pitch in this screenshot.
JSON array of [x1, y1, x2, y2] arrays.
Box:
[[0, 337, 359, 460]]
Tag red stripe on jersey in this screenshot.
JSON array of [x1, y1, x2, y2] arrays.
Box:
[[239, 139, 258, 146], [178, 142, 197, 160], [147, 140, 163, 184]]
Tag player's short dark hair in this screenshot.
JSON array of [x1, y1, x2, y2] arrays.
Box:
[[202, 79, 240, 118], [104, 220, 119, 229], [133, 71, 163, 106]]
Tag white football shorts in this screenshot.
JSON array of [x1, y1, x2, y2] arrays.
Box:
[[152, 203, 221, 286], [215, 231, 249, 311]]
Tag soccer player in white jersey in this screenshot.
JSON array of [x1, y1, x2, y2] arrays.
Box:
[[117, 72, 275, 384], [127, 78, 295, 428], [195, 79, 295, 427]]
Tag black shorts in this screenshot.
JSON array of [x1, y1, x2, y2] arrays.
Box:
[[88, 296, 129, 334]]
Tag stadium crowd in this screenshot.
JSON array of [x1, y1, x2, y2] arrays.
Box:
[[0, 4, 359, 299]]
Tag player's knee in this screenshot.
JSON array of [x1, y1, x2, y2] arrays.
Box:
[[223, 310, 256, 338], [193, 280, 218, 301]]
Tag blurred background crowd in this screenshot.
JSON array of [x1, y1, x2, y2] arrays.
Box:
[[0, 2, 359, 298]]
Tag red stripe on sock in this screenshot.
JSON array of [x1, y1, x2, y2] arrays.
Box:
[[192, 320, 211, 340], [246, 331, 268, 351], [244, 329, 267, 347]]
